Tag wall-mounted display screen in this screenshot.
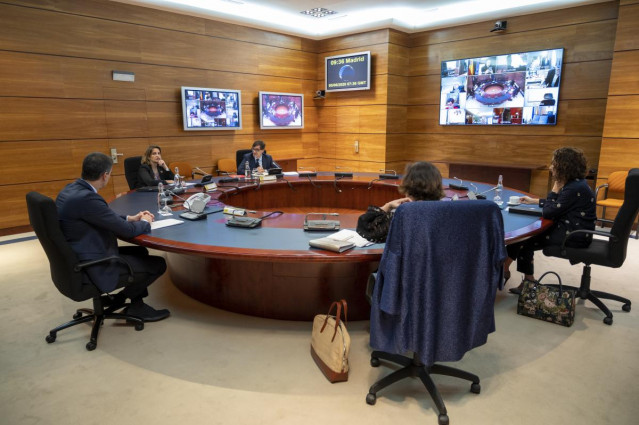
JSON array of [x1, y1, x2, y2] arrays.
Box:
[[181, 86, 242, 130], [325, 51, 371, 92], [259, 91, 304, 129], [439, 48, 563, 125]]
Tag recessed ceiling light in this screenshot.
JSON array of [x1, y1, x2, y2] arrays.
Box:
[[300, 7, 337, 18]]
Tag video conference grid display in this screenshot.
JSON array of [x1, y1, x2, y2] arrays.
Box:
[[260, 92, 304, 129], [182, 87, 241, 130], [325, 51, 371, 92], [440, 48, 563, 126]]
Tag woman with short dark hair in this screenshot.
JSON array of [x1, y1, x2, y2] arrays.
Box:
[[356, 161, 444, 243], [138, 145, 175, 187], [505, 146, 597, 293]]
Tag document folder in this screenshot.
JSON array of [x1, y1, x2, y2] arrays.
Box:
[[508, 204, 543, 217]]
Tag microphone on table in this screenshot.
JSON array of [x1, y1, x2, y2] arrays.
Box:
[[334, 166, 353, 179], [193, 166, 208, 176], [448, 177, 469, 191], [218, 171, 239, 183], [334, 167, 353, 193], [478, 186, 498, 197], [467, 183, 486, 200], [298, 167, 317, 177], [299, 167, 320, 188], [379, 169, 399, 180]]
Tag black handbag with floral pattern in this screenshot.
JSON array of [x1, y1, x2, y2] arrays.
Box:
[[517, 271, 576, 327]]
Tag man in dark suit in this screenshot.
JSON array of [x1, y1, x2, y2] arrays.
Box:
[[237, 140, 280, 174], [56, 152, 170, 322], [544, 68, 559, 87]]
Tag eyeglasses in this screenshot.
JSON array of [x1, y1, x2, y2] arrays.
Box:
[[252, 147, 262, 152]]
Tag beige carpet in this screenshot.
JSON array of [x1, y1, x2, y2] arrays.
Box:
[[1, 233, 638, 425]]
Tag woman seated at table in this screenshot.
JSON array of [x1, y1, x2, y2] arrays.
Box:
[[356, 161, 444, 243], [138, 145, 175, 187], [505, 146, 596, 294]]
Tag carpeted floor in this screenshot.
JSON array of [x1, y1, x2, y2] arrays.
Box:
[[1, 232, 638, 425]]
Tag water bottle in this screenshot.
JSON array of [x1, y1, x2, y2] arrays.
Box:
[[244, 160, 250, 181], [157, 182, 164, 213], [174, 166, 181, 188], [493, 174, 503, 207]]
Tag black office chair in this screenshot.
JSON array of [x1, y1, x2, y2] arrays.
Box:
[[366, 201, 506, 425], [235, 149, 252, 168], [543, 168, 638, 325], [124, 156, 142, 189], [26, 192, 144, 351]]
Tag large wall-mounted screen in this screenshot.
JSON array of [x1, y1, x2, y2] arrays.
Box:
[[325, 51, 371, 92], [440, 48, 563, 125], [181, 86, 242, 130], [259, 91, 304, 129]]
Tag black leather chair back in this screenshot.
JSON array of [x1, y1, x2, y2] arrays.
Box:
[[235, 149, 252, 168], [608, 168, 639, 266], [26, 192, 98, 302], [124, 156, 142, 189]]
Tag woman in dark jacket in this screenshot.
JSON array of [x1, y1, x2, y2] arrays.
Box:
[[356, 161, 444, 243], [505, 146, 597, 293], [138, 145, 175, 187]]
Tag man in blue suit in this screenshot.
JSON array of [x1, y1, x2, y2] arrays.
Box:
[[56, 152, 170, 322], [237, 140, 280, 174]]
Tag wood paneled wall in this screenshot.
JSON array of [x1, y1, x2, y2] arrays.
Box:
[[403, 1, 619, 194], [599, 0, 639, 218], [0, 0, 320, 230]]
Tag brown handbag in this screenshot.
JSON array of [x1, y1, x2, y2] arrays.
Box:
[[310, 299, 351, 383]]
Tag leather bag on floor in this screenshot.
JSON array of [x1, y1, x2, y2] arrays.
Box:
[[517, 271, 576, 327], [310, 299, 351, 383]]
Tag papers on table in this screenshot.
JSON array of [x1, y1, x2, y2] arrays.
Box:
[[309, 229, 373, 253], [151, 218, 184, 230], [283, 171, 299, 177], [329, 229, 373, 247]]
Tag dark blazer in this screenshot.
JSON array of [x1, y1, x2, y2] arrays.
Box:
[[544, 68, 558, 87], [137, 163, 175, 187], [237, 153, 280, 174], [539, 178, 597, 247], [56, 179, 151, 292], [369, 201, 506, 366]]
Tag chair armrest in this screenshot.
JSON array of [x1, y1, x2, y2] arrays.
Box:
[[595, 183, 608, 201], [560, 229, 618, 254], [74, 255, 135, 283]]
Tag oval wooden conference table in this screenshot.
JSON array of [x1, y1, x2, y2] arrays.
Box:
[[110, 173, 551, 321]]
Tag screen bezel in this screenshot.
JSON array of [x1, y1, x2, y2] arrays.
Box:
[[439, 48, 564, 126], [325, 51, 371, 92], [181, 86, 242, 131], [258, 91, 304, 130]]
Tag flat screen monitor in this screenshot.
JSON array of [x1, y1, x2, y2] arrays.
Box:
[[259, 91, 304, 129], [181, 86, 242, 130], [325, 51, 371, 92], [439, 48, 563, 125]]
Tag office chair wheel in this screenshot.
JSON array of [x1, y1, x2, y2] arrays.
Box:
[[370, 357, 380, 367], [86, 341, 97, 351], [603, 317, 613, 325], [134, 322, 144, 331], [45, 333, 56, 343], [73, 312, 82, 319], [622, 303, 631, 312], [438, 414, 449, 425], [365, 393, 377, 405], [470, 383, 481, 394]]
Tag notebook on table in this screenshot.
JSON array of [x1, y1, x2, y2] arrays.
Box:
[[508, 204, 543, 217]]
